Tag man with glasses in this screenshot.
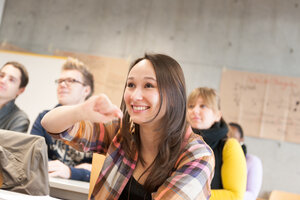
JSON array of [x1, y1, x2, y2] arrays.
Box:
[[0, 61, 29, 133], [31, 57, 94, 182]]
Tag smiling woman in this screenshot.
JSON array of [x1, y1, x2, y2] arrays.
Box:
[[124, 59, 163, 126], [41, 53, 215, 200]]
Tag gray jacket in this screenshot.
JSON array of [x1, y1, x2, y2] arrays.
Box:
[[0, 100, 29, 133], [0, 129, 49, 195]]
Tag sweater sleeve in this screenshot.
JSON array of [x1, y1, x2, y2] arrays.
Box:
[[31, 112, 47, 136], [210, 138, 247, 200], [244, 154, 263, 200], [70, 167, 91, 182], [31, 111, 54, 146]]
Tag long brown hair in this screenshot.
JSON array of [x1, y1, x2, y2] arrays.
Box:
[[120, 53, 187, 192]]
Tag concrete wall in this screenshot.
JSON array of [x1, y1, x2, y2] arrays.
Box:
[[1, 0, 300, 198]]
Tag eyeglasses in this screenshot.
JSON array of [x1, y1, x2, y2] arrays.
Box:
[[55, 78, 86, 86]]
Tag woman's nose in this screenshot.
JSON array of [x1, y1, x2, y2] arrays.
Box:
[[192, 107, 200, 114], [131, 88, 143, 101]]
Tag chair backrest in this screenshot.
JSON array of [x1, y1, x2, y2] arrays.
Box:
[[0, 168, 3, 187], [269, 190, 300, 200], [0, 129, 49, 195], [88, 153, 106, 199]]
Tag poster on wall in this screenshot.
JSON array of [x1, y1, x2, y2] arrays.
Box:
[[220, 69, 300, 144], [54, 51, 129, 106]]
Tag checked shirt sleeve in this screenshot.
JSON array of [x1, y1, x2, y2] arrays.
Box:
[[55, 120, 119, 154]]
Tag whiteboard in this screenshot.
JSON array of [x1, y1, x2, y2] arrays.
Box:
[[0, 50, 66, 133]]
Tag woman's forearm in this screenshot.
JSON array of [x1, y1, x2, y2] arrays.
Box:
[[41, 104, 83, 134], [41, 95, 123, 134]]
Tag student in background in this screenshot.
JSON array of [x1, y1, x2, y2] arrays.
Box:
[[31, 57, 94, 182], [187, 87, 247, 200], [229, 122, 263, 200], [0, 61, 29, 133], [41, 53, 215, 199]]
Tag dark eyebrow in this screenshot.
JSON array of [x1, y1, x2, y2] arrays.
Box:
[[145, 76, 156, 81], [127, 76, 156, 81]]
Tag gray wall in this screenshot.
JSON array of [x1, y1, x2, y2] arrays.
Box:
[[1, 0, 300, 198]]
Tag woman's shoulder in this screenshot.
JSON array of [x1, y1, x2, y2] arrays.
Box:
[[173, 132, 214, 174], [183, 132, 214, 159], [222, 138, 245, 159], [224, 138, 241, 149]]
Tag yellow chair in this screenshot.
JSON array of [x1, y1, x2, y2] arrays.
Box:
[[88, 153, 106, 199], [269, 190, 300, 200], [0, 169, 3, 188]]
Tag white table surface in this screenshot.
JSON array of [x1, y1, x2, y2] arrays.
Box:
[[0, 189, 59, 200], [49, 177, 90, 200]]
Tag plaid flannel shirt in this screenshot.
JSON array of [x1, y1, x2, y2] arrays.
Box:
[[56, 121, 215, 200]]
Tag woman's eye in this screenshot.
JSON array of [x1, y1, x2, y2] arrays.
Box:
[[145, 83, 154, 88], [200, 104, 206, 108], [188, 104, 194, 108], [127, 82, 134, 88]]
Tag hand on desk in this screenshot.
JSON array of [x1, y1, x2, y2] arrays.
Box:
[[48, 160, 71, 179]]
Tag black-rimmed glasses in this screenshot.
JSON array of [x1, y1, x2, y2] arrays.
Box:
[[55, 78, 86, 86]]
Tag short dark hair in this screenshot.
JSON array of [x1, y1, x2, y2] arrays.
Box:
[[62, 57, 94, 99], [229, 122, 244, 139], [2, 61, 29, 88], [229, 122, 247, 155]]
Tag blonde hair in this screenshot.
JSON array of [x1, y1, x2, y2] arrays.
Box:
[[62, 57, 94, 98], [187, 87, 220, 113]]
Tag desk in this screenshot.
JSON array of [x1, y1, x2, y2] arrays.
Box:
[[0, 189, 58, 200], [49, 177, 89, 200]]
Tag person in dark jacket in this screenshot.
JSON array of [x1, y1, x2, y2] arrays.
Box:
[[0, 61, 29, 133]]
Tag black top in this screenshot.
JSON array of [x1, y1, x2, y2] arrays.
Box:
[[192, 118, 228, 189], [119, 176, 152, 200]]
